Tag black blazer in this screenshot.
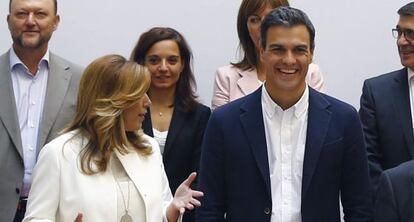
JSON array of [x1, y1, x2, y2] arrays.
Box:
[[359, 68, 414, 194], [143, 103, 210, 222], [374, 160, 414, 222]]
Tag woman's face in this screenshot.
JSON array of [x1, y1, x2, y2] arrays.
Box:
[[247, 4, 273, 51], [144, 40, 183, 90], [123, 93, 151, 131]]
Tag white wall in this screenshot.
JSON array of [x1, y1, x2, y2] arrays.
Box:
[[0, 0, 411, 108]]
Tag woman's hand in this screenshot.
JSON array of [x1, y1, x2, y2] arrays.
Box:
[[166, 172, 204, 221]]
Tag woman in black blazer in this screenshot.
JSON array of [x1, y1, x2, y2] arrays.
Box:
[[131, 27, 210, 222]]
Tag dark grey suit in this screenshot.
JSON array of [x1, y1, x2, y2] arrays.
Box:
[[374, 160, 414, 222], [0, 51, 82, 221]]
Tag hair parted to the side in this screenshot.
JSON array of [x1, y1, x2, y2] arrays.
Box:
[[232, 0, 289, 71], [130, 27, 198, 113], [398, 2, 414, 16], [64, 54, 152, 175], [260, 6, 315, 50]]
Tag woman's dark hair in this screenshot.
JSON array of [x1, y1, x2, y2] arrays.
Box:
[[232, 0, 289, 71], [130, 27, 198, 112]]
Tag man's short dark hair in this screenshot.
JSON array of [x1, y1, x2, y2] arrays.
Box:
[[260, 6, 315, 50], [9, 0, 58, 14], [398, 2, 414, 16]]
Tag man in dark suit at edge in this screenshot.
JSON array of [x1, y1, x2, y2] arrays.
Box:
[[359, 1, 414, 198], [368, 2, 414, 222]]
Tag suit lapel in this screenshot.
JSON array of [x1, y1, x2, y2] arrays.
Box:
[[302, 88, 331, 198], [392, 68, 414, 158], [114, 149, 153, 218], [0, 51, 23, 158], [142, 108, 154, 137], [142, 107, 186, 156], [38, 53, 72, 148], [239, 88, 271, 196], [237, 69, 261, 96], [163, 108, 186, 156]]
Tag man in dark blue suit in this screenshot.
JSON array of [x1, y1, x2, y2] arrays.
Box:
[[197, 6, 372, 222], [359, 2, 414, 196]]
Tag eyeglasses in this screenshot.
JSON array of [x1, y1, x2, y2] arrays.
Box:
[[392, 28, 414, 41]]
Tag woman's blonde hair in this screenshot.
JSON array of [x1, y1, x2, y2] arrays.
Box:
[[65, 54, 152, 174]]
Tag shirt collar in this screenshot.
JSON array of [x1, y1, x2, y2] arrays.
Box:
[[408, 68, 414, 81], [262, 83, 309, 119], [9, 47, 50, 71]]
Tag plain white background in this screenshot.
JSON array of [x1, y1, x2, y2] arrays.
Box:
[[0, 0, 412, 108]]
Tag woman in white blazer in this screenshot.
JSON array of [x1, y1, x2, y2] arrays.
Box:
[[211, 0, 324, 109], [23, 55, 202, 222]]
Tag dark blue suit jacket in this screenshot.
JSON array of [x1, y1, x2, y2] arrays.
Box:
[[359, 68, 414, 195], [374, 160, 414, 222], [197, 86, 372, 222]]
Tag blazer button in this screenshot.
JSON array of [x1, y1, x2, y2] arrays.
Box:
[[264, 207, 271, 215], [15, 188, 20, 194]]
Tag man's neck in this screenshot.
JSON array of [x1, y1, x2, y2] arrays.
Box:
[[265, 83, 306, 110], [13, 44, 48, 75]]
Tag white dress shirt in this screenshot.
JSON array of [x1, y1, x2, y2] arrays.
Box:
[[261, 84, 309, 222], [407, 68, 414, 133], [10, 48, 49, 197]]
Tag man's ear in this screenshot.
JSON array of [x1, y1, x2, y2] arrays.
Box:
[[53, 14, 60, 30], [260, 45, 266, 61], [309, 47, 314, 63]]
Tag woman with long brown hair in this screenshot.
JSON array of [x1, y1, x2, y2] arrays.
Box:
[[131, 27, 211, 222], [23, 54, 202, 222]]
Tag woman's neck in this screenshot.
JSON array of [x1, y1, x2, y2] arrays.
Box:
[[148, 87, 175, 107]]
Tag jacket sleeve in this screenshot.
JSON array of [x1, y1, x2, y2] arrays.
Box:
[[196, 112, 226, 222], [340, 108, 373, 221], [359, 79, 383, 195], [22, 143, 61, 222], [190, 106, 211, 189], [211, 68, 231, 110]]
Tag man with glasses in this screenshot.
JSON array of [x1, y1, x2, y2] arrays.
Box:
[[359, 1, 414, 201]]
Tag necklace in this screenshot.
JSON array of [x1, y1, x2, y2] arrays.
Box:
[[158, 112, 163, 117], [115, 179, 132, 222]]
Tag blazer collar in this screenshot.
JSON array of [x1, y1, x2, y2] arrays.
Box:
[[236, 68, 262, 96], [114, 148, 154, 219], [239, 87, 271, 197], [163, 108, 186, 156], [392, 68, 414, 158], [38, 53, 73, 149], [142, 107, 186, 156], [301, 88, 331, 198], [0, 51, 23, 158]]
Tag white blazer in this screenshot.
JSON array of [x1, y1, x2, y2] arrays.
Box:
[[211, 63, 324, 109], [23, 131, 175, 222]]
